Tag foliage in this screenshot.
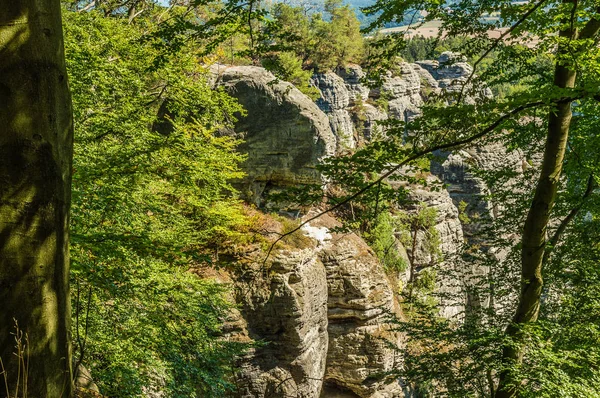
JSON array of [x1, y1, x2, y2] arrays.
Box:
[[365, 211, 408, 273], [292, 0, 600, 396], [64, 9, 249, 397], [458, 200, 471, 225], [311, 0, 365, 70], [261, 51, 321, 99]]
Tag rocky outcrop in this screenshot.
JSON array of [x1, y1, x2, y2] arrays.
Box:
[[352, 103, 387, 143], [215, 66, 336, 206], [234, 247, 329, 398], [390, 174, 466, 319], [314, 215, 404, 397], [431, 143, 525, 244], [371, 63, 424, 122], [417, 52, 493, 104], [229, 214, 407, 398], [312, 72, 357, 151], [213, 54, 510, 397], [403, 178, 463, 264], [430, 142, 528, 315], [311, 53, 490, 147], [335, 65, 370, 105]]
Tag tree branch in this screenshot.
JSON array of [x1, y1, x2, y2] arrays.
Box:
[[261, 100, 545, 265], [457, 0, 549, 104], [542, 173, 595, 266]]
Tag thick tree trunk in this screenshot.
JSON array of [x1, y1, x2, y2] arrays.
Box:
[[0, 1, 73, 397]]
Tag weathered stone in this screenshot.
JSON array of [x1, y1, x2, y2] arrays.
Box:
[[215, 65, 336, 206], [352, 103, 387, 143], [430, 142, 528, 316], [335, 64, 370, 104], [312, 72, 357, 150], [313, 215, 405, 398], [417, 52, 493, 104], [234, 247, 329, 398], [393, 175, 466, 319], [329, 109, 357, 151], [370, 63, 423, 121], [313, 72, 351, 112]]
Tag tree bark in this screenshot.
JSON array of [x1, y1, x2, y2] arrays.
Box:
[[0, 1, 73, 397], [495, 5, 600, 397], [495, 2, 577, 397]]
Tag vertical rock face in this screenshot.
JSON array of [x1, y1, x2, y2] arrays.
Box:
[[234, 248, 329, 398], [216, 66, 336, 205], [404, 176, 464, 265], [430, 143, 528, 313], [373, 63, 424, 121], [431, 143, 525, 245], [335, 65, 370, 104], [353, 103, 387, 143], [312, 72, 357, 151], [315, 216, 404, 398], [402, 176, 466, 319]]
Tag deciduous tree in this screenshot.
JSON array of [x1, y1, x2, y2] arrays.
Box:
[[0, 0, 73, 396]]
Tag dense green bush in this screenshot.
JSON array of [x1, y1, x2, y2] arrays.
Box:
[[64, 10, 249, 397]]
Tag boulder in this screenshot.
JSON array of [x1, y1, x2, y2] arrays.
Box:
[[234, 247, 329, 398], [215, 66, 336, 205]]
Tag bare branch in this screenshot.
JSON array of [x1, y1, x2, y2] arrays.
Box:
[[261, 100, 545, 265]]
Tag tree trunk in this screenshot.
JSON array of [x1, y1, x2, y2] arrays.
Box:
[[495, 3, 577, 396], [0, 1, 73, 397]]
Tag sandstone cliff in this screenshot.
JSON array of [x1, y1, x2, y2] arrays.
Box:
[[211, 54, 506, 397]]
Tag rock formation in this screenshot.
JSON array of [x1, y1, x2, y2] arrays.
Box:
[[233, 247, 329, 398], [226, 214, 406, 398], [214, 66, 336, 206], [212, 53, 507, 397]]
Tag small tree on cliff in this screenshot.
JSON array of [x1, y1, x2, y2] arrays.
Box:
[[0, 0, 73, 396]]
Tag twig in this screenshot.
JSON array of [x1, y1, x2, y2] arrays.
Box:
[[261, 100, 545, 266], [456, 0, 549, 104]]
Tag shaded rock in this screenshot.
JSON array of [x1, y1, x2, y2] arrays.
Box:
[[313, 72, 351, 112], [215, 66, 336, 206], [397, 175, 466, 319], [234, 247, 329, 398], [432, 143, 525, 242], [329, 109, 357, 151], [74, 364, 100, 394], [430, 143, 528, 315]]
